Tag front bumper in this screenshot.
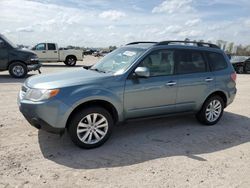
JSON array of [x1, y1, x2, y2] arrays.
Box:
[[21, 112, 64, 134], [18, 91, 70, 134], [27, 62, 42, 71]]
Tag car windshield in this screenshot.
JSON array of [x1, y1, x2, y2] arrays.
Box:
[[1, 35, 17, 48], [90, 47, 145, 74]]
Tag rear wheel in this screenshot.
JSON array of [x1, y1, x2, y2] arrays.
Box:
[[64, 56, 76, 66], [9, 62, 28, 78], [196, 96, 225, 125], [68, 107, 113, 149]]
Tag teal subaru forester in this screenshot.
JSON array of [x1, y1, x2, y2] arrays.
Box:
[[18, 41, 237, 149]]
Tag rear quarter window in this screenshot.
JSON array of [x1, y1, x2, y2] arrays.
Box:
[[206, 52, 227, 71]]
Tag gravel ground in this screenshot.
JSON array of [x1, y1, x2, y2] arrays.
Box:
[[0, 56, 250, 188]]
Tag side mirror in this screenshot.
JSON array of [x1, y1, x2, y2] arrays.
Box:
[[134, 67, 150, 78], [0, 40, 6, 48]]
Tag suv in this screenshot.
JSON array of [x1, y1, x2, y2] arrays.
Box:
[[0, 34, 41, 78], [18, 41, 237, 149]]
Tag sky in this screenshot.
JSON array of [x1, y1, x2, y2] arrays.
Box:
[[0, 0, 250, 47]]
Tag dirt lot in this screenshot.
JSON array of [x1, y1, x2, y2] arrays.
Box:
[[0, 56, 250, 187]]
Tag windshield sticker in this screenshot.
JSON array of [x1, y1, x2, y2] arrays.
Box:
[[123, 51, 136, 57]]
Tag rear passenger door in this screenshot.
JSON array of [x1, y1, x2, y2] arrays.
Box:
[[175, 49, 214, 112], [46, 43, 58, 61]]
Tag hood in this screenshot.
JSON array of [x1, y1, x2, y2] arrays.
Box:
[[25, 68, 112, 89], [14, 48, 36, 56]]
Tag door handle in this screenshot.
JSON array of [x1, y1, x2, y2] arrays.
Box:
[[54, 51, 57, 53], [42, 51, 46, 53], [205, 78, 213, 82], [166, 81, 177, 86]]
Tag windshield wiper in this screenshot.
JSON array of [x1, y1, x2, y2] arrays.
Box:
[[89, 68, 106, 73]]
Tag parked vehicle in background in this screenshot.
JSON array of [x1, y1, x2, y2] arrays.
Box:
[[231, 56, 250, 74], [32, 43, 83, 66], [0, 34, 41, 78], [93, 50, 110, 57], [18, 41, 237, 149], [83, 49, 97, 55]]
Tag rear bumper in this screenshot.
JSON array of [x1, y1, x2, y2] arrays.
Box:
[[227, 88, 237, 106]]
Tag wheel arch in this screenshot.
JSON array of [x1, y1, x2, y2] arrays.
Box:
[[8, 60, 27, 69], [66, 99, 119, 129], [203, 90, 227, 108]]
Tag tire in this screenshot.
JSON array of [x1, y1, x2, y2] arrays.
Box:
[[237, 66, 244, 74], [64, 56, 76, 66], [68, 107, 113, 149], [196, 95, 225, 126], [8, 62, 28, 78]]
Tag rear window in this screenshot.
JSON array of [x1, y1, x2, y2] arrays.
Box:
[[48, 43, 56, 50], [206, 52, 227, 71], [175, 50, 207, 74]]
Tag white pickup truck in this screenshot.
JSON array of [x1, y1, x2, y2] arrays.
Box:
[[31, 43, 83, 66]]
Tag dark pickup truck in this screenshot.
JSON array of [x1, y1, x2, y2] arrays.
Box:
[[231, 57, 250, 74], [0, 34, 41, 78]]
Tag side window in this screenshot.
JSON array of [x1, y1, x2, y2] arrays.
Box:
[[48, 43, 56, 50], [175, 50, 207, 74], [35, 43, 45, 51], [206, 52, 227, 71], [140, 50, 175, 77]]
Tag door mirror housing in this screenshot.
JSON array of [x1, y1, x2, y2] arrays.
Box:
[[0, 40, 6, 48], [134, 67, 150, 78]]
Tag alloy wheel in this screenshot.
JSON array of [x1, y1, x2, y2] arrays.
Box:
[[76, 113, 109, 144]]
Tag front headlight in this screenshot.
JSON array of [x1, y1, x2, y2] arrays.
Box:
[[25, 89, 59, 101], [30, 54, 39, 62]]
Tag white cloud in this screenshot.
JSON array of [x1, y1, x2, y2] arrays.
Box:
[[99, 10, 126, 21], [152, 0, 194, 14], [185, 19, 201, 27], [16, 26, 34, 32], [178, 30, 203, 37]]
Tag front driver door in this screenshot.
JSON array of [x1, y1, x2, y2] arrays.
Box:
[[0, 39, 8, 70], [33, 43, 47, 61], [124, 49, 178, 119]]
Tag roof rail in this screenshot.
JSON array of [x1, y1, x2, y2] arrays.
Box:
[[156, 40, 220, 49], [126, 41, 157, 45]]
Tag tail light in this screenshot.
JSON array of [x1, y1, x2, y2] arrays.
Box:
[[231, 72, 237, 82]]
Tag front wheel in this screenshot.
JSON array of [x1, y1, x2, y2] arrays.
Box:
[[68, 107, 113, 149], [196, 96, 225, 125], [9, 62, 28, 78]]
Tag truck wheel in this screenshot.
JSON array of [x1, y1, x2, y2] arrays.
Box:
[[9, 62, 28, 78], [68, 107, 113, 149], [196, 95, 224, 126], [237, 66, 244, 74], [65, 56, 76, 66]]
